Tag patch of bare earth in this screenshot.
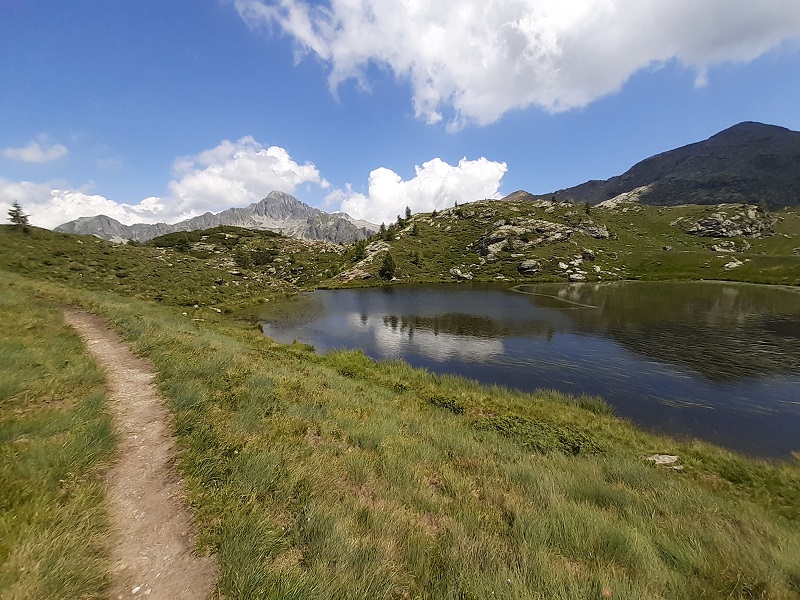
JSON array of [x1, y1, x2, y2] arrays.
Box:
[[64, 309, 217, 600]]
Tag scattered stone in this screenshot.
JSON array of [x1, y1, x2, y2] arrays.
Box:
[[568, 273, 586, 281], [558, 262, 569, 270], [723, 258, 744, 270], [712, 240, 737, 252], [449, 268, 474, 280], [662, 245, 673, 251]]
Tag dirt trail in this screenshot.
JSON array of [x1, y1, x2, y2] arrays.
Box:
[[64, 309, 217, 600]]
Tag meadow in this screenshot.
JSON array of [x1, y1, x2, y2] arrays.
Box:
[[1, 210, 800, 598]]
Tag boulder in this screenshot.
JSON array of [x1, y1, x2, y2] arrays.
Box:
[[517, 259, 542, 275], [450, 268, 474, 280], [582, 249, 596, 261]]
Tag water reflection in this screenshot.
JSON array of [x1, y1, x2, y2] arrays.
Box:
[[255, 282, 800, 458]]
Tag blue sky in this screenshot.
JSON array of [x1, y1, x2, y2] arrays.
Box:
[[2, 0, 800, 228]]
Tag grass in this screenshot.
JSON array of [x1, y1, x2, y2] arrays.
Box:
[[7, 272, 798, 599], [328, 201, 800, 288], [0, 281, 114, 599], [1, 201, 799, 598]]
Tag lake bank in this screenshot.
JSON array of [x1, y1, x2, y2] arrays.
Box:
[[256, 280, 800, 458]]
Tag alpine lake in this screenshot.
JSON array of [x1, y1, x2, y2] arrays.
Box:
[[254, 281, 800, 459]]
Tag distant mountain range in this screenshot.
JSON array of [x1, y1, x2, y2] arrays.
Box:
[[54, 191, 378, 243], [508, 122, 800, 207]]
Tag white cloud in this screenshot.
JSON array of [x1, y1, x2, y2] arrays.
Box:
[[0, 137, 329, 229], [236, 0, 800, 127], [167, 136, 327, 219], [3, 136, 68, 163], [329, 157, 507, 225], [0, 179, 169, 229]]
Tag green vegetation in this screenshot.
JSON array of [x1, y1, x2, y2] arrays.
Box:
[[0, 281, 114, 599], [0, 197, 799, 598], [330, 200, 799, 287], [1, 269, 799, 599], [7, 201, 30, 230]]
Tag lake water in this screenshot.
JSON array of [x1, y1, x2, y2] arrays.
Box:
[[256, 281, 800, 459]]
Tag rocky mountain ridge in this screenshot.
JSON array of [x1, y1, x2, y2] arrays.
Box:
[[517, 121, 800, 207], [54, 191, 378, 244]]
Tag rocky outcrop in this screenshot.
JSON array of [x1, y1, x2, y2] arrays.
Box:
[[55, 191, 378, 244], [680, 205, 774, 238], [476, 218, 574, 260], [449, 268, 474, 280]]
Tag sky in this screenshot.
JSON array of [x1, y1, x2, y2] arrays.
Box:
[[2, 0, 800, 229]]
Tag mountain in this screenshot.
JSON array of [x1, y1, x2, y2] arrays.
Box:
[[522, 122, 800, 207], [54, 191, 378, 243]]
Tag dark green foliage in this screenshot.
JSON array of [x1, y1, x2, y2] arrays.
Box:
[[351, 239, 367, 262], [410, 222, 420, 236], [251, 248, 278, 266], [427, 393, 464, 414], [405, 206, 412, 220], [234, 250, 253, 269], [6, 201, 30, 233], [378, 252, 396, 280], [473, 414, 604, 455]]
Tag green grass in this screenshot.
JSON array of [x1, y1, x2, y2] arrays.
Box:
[[10, 273, 798, 599], [1, 200, 799, 598], [0, 281, 114, 599], [327, 201, 800, 288]]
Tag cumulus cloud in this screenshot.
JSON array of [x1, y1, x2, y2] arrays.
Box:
[[3, 136, 68, 163], [0, 137, 329, 229], [0, 179, 169, 229], [236, 0, 800, 127], [167, 136, 328, 218], [329, 157, 507, 225]]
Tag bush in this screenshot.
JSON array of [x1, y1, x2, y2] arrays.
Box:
[[378, 253, 396, 280]]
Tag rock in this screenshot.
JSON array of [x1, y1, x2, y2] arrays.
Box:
[[579, 220, 611, 239], [685, 206, 774, 238], [557, 262, 569, 270], [712, 241, 737, 252], [582, 249, 596, 261], [662, 245, 673, 251], [449, 268, 474, 280], [723, 258, 744, 270], [517, 259, 542, 275], [647, 454, 679, 465], [568, 273, 587, 281]]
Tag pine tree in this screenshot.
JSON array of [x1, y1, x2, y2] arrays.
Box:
[[378, 252, 396, 280], [7, 201, 30, 228]]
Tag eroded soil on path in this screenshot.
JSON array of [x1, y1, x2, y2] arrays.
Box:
[[64, 309, 217, 600]]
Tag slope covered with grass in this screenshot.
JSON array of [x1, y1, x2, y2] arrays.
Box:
[[0, 282, 114, 599], [7, 272, 798, 599]]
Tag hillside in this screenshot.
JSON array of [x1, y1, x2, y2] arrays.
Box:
[[525, 122, 800, 207], [54, 190, 378, 244], [3, 229, 800, 598], [4, 197, 798, 312], [331, 198, 799, 288]]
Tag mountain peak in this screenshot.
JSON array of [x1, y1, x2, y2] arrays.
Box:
[[55, 191, 378, 243], [531, 122, 800, 207]]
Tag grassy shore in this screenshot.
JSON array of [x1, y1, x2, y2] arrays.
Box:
[[0, 281, 114, 599], [4, 270, 798, 599]]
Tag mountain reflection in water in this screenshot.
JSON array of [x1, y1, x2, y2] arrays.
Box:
[[256, 281, 800, 458]]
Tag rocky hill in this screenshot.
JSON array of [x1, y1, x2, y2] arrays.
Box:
[[523, 122, 800, 207], [54, 191, 378, 243]]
